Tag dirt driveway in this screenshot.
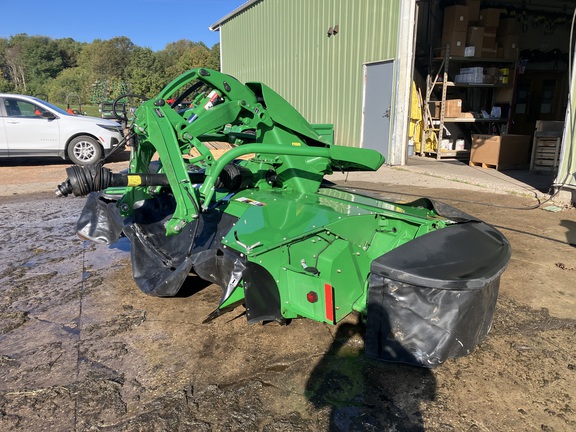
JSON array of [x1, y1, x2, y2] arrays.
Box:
[[0, 157, 575, 431]]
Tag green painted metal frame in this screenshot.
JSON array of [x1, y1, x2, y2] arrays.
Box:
[[125, 68, 385, 235], [115, 68, 449, 323]]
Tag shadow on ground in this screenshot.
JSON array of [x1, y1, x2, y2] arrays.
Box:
[[306, 318, 436, 431]]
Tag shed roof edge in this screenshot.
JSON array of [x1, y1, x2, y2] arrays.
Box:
[[209, 0, 263, 31]]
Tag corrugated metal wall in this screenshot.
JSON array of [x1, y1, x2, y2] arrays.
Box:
[[219, 0, 402, 147]]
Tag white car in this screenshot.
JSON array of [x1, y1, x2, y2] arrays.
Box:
[[0, 94, 124, 165]]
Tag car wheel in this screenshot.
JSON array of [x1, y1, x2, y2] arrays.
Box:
[[67, 136, 102, 165]]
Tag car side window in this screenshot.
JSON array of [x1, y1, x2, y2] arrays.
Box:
[[3, 98, 46, 118], [4, 99, 22, 117], [33, 105, 47, 116]]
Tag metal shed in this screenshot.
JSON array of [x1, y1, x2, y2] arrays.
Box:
[[211, 1, 576, 203], [210, 0, 418, 166]]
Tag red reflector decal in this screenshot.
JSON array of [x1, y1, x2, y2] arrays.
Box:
[[324, 283, 334, 323], [307, 291, 318, 303]]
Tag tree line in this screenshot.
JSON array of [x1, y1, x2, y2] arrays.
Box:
[[0, 34, 220, 104]]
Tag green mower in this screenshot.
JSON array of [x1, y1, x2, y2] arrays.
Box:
[[56, 68, 510, 367]]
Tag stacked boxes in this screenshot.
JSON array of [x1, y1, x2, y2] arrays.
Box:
[[436, 2, 519, 126], [478, 8, 500, 58], [478, 8, 502, 26], [497, 17, 519, 36], [467, 0, 481, 21], [496, 18, 519, 59], [455, 66, 484, 83], [441, 5, 469, 57], [441, 4, 519, 60], [455, 66, 501, 84], [466, 26, 484, 58], [484, 67, 501, 84]]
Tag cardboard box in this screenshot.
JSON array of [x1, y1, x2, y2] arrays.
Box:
[[470, 134, 531, 169], [478, 8, 502, 27], [485, 66, 500, 76], [497, 17, 518, 36], [482, 37, 496, 50], [495, 87, 514, 103], [497, 34, 519, 59], [466, 26, 484, 56], [483, 26, 498, 38], [482, 74, 498, 84], [430, 100, 463, 118], [445, 99, 463, 117], [481, 47, 498, 58], [443, 5, 469, 32], [484, 67, 501, 83], [466, 0, 481, 22], [442, 30, 467, 56]]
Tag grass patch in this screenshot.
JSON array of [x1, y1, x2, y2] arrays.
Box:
[[53, 103, 101, 117]]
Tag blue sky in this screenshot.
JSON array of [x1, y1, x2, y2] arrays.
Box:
[[0, 0, 247, 51]]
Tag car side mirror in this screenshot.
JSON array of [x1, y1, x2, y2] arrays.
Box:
[[41, 111, 56, 120], [42, 111, 56, 120]]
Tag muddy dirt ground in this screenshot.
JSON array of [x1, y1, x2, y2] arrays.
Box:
[[0, 156, 575, 431]]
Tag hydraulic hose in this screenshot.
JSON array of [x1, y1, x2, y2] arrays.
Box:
[[55, 163, 251, 198]]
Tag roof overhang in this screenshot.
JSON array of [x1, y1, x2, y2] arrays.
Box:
[[209, 0, 263, 31]]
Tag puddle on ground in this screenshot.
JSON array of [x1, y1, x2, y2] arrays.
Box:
[[85, 237, 132, 272]]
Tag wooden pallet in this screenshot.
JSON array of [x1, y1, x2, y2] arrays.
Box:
[[469, 160, 528, 171], [530, 136, 561, 173], [530, 121, 563, 173]]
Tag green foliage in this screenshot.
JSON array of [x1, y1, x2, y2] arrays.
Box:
[[206, 43, 220, 70], [1, 34, 66, 95], [21, 36, 64, 79], [0, 34, 220, 103], [47, 67, 90, 103], [0, 76, 14, 93], [56, 38, 85, 69], [78, 36, 135, 82], [126, 47, 167, 98]]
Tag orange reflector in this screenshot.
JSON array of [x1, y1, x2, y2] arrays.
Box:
[[324, 283, 334, 323]]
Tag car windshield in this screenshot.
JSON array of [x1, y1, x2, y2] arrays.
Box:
[[30, 97, 72, 116]]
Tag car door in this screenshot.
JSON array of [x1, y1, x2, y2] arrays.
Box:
[[1, 96, 61, 157], [0, 104, 7, 157]]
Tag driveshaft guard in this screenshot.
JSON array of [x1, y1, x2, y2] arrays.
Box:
[[365, 221, 511, 367]]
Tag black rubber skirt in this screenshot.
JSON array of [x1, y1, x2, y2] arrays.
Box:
[[365, 221, 511, 367]]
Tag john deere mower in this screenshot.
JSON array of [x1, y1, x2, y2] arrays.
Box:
[[56, 68, 510, 367]]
